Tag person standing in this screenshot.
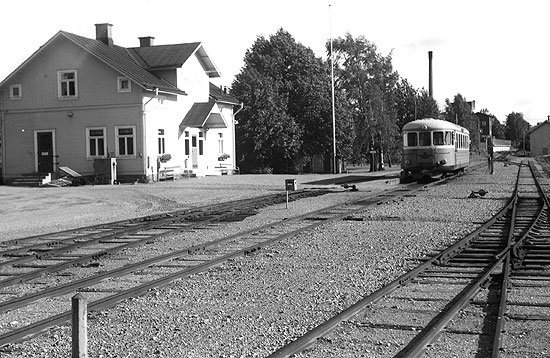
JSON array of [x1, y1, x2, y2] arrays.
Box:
[[486, 136, 494, 174]]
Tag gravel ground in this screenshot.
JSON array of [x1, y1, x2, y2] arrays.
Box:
[[0, 170, 395, 240], [0, 157, 545, 357]]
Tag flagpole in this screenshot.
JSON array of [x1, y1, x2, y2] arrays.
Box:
[[330, 3, 337, 174]]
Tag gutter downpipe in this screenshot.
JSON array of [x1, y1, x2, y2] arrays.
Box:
[[143, 87, 158, 181], [0, 91, 5, 184], [233, 102, 243, 173]]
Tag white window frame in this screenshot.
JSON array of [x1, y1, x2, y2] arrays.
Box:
[[184, 131, 190, 156], [57, 70, 78, 99], [198, 131, 204, 156], [218, 133, 224, 154], [158, 129, 165, 155], [86, 127, 107, 159], [115, 125, 136, 157], [117, 76, 131, 92], [9, 84, 22, 100]]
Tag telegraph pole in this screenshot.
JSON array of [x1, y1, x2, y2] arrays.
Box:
[[330, 3, 337, 174]]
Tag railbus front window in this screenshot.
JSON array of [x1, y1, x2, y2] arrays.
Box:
[[406, 133, 418, 146], [433, 131, 444, 146], [419, 132, 431, 146]]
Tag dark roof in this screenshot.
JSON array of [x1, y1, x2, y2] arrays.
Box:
[[209, 83, 240, 105], [180, 101, 227, 129], [1, 30, 222, 94], [61, 31, 186, 95], [180, 101, 215, 128], [128, 43, 201, 69], [528, 120, 550, 134]]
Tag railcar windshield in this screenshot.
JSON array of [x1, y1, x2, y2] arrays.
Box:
[[405, 133, 418, 146], [419, 132, 431, 146]]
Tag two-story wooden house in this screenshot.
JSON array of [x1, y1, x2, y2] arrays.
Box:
[[0, 24, 241, 185]]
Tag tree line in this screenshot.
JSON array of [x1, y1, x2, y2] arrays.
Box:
[[231, 29, 530, 174]]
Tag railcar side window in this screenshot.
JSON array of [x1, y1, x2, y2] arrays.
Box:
[[406, 133, 417, 146], [419, 132, 431, 146], [433, 131, 444, 146], [445, 131, 452, 145]]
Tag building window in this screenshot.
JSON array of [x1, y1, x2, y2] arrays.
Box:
[[198, 132, 204, 155], [115, 126, 136, 156], [158, 129, 165, 154], [218, 133, 224, 153], [117, 77, 131, 92], [86, 127, 107, 158], [184, 131, 190, 155], [57, 70, 78, 98], [9, 84, 22, 100]]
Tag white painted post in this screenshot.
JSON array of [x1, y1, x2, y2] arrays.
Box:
[[286, 190, 289, 209], [72, 293, 88, 358], [285, 179, 297, 209]]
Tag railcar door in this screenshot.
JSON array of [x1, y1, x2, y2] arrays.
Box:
[[402, 132, 417, 169], [416, 131, 433, 167]]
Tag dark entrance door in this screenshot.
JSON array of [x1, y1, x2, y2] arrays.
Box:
[[37, 132, 54, 173]]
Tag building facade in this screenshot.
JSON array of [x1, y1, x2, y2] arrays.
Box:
[[529, 120, 550, 156], [0, 24, 241, 185]]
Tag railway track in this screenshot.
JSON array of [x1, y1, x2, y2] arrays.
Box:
[[268, 160, 550, 357], [0, 179, 436, 349]]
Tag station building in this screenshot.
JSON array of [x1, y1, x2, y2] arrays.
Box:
[[529, 119, 550, 157], [0, 24, 241, 185]]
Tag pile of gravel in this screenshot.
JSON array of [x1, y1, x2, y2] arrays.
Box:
[[2, 161, 522, 357]]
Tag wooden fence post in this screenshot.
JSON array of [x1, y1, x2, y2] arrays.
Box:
[[72, 293, 88, 358]]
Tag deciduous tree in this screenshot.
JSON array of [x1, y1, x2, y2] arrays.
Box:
[[232, 29, 336, 173], [443, 94, 480, 152], [330, 33, 400, 165], [505, 112, 530, 148]]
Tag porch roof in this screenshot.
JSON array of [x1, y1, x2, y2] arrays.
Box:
[[180, 101, 227, 129]]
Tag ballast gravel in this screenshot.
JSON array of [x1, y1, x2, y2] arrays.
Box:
[[0, 158, 539, 357]]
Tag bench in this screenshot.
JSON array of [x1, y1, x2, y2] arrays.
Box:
[[215, 164, 229, 175], [159, 166, 181, 181]]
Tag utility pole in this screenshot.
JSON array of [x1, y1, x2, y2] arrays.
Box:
[[330, 3, 337, 174], [428, 51, 433, 99]]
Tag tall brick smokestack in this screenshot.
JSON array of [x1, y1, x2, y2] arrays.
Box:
[[428, 51, 433, 99]]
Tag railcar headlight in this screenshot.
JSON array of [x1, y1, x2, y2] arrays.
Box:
[[405, 160, 411, 165]]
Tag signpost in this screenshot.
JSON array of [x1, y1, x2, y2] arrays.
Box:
[[285, 179, 297, 209]]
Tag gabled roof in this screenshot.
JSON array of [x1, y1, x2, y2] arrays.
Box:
[[180, 100, 227, 129], [127, 42, 221, 77], [209, 82, 240, 105], [0, 30, 221, 94], [528, 120, 550, 134], [61, 31, 186, 95]]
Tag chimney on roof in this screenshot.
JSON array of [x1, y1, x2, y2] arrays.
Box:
[[139, 36, 155, 47], [95, 23, 114, 46], [428, 51, 433, 99]]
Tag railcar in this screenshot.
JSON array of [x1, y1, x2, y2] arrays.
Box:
[[400, 118, 470, 182]]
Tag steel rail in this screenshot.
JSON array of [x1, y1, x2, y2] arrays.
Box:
[[0, 190, 330, 287], [0, 190, 310, 248], [0, 205, 271, 287], [0, 181, 431, 347], [382, 161, 546, 357], [490, 161, 549, 357], [267, 162, 532, 358], [0, 197, 363, 314], [401, 163, 530, 358]]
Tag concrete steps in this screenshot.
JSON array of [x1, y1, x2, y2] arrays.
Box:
[[11, 173, 51, 187]]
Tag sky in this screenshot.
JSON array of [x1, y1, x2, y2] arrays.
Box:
[[1, 0, 548, 126]]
